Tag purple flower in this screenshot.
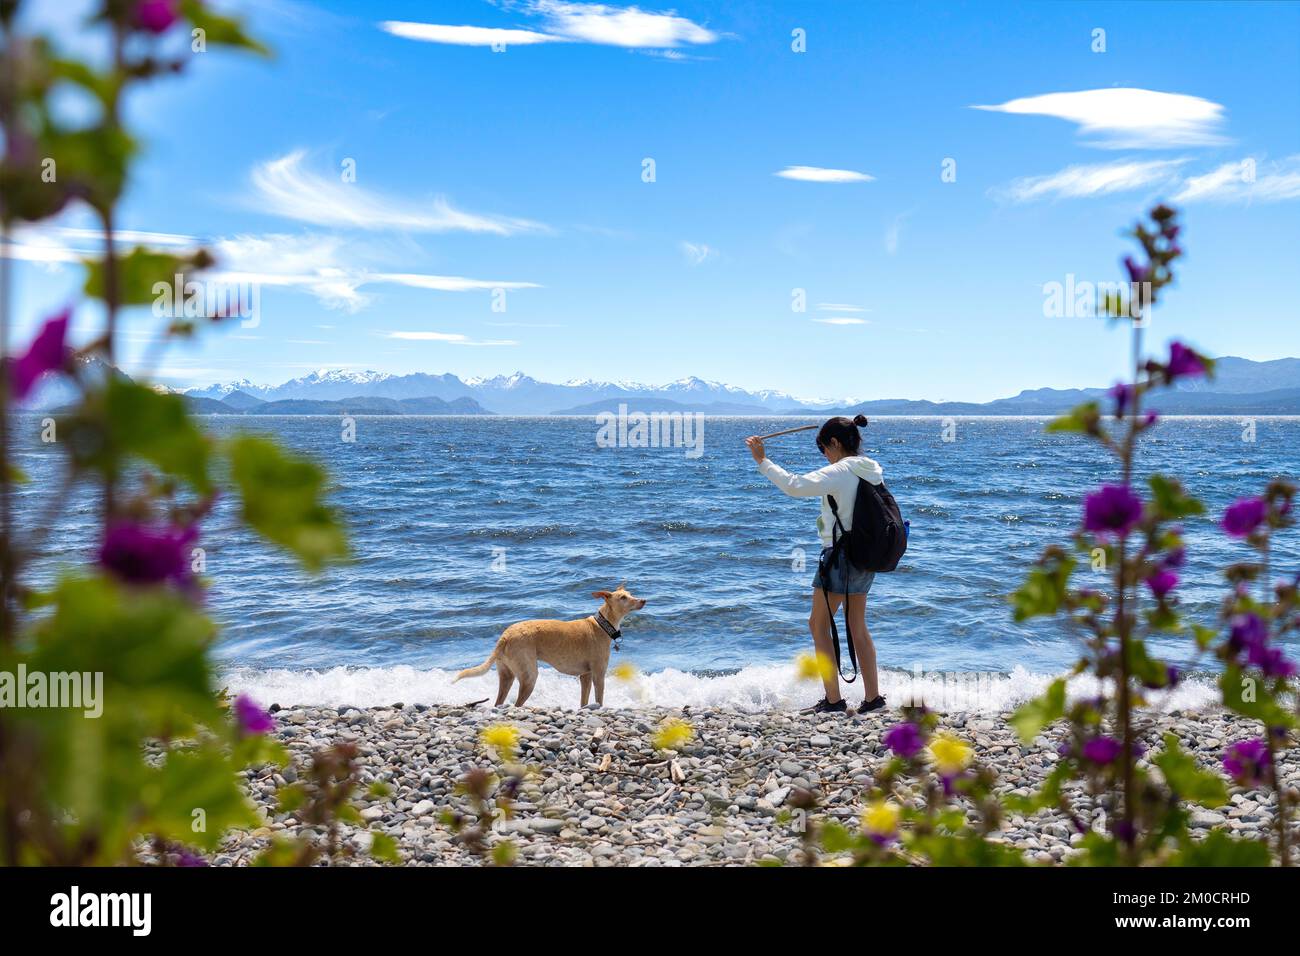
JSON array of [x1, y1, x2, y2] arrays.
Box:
[[883, 722, 925, 759], [1145, 569, 1179, 599], [1166, 341, 1208, 380], [1161, 223, 1181, 240], [233, 694, 275, 736], [1162, 547, 1186, 570], [1247, 643, 1297, 679], [1228, 613, 1266, 653], [1081, 736, 1123, 765], [176, 850, 207, 867], [1166, 665, 1182, 688], [1223, 739, 1271, 788], [1123, 255, 1149, 284], [1221, 498, 1267, 538], [134, 0, 180, 33], [1108, 383, 1135, 418], [1083, 484, 1144, 538], [98, 521, 198, 589], [9, 308, 70, 400], [1144, 410, 1160, 427]]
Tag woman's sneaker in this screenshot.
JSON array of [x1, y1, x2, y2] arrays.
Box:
[[856, 695, 887, 715], [804, 697, 847, 715]]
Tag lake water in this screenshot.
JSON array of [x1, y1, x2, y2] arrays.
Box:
[[13, 415, 1299, 712]]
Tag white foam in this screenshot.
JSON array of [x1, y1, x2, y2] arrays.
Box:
[[220, 663, 1221, 714]]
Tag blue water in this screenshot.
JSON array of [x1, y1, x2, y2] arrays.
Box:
[[12, 415, 1299, 710]]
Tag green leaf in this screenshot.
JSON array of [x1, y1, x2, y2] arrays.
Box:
[[1046, 402, 1101, 435], [820, 821, 853, 853], [1148, 474, 1205, 520], [491, 840, 517, 866], [369, 832, 400, 864], [1219, 665, 1295, 728], [83, 245, 212, 306], [1152, 734, 1229, 808], [103, 378, 213, 492], [1170, 830, 1270, 867], [138, 745, 259, 851], [1012, 551, 1075, 622], [276, 784, 308, 814], [1070, 831, 1122, 866], [182, 0, 272, 55], [227, 435, 348, 571], [1009, 678, 1067, 744]]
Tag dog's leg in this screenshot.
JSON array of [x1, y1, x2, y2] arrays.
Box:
[[495, 665, 515, 707], [515, 673, 537, 707], [592, 670, 606, 708], [580, 673, 591, 708]]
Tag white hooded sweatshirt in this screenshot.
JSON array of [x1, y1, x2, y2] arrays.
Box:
[[758, 455, 884, 547]]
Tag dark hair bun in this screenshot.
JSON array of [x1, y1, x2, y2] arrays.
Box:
[[852, 414, 869, 427]]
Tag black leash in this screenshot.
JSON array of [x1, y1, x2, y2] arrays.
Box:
[[820, 496, 859, 683]]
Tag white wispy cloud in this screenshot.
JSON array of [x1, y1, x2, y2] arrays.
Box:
[[816, 303, 867, 313], [992, 158, 1187, 202], [972, 88, 1229, 149], [251, 150, 548, 235], [679, 241, 716, 265], [384, 331, 518, 346], [381, 1, 717, 50], [775, 166, 874, 183], [536, 1, 715, 47], [813, 317, 869, 326], [379, 22, 563, 46], [1173, 155, 1300, 203], [0, 223, 541, 312]]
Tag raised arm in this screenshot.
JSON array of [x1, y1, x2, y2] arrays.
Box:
[[756, 458, 841, 498]]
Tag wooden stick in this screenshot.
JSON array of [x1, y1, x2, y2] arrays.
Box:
[[752, 423, 819, 441]]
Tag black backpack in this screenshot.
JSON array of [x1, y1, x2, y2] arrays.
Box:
[[828, 478, 908, 573], [817, 477, 908, 682]]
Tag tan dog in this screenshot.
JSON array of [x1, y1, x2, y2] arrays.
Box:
[[453, 587, 647, 707]]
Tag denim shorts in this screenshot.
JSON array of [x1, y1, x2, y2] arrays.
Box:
[[812, 547, 876, 595]]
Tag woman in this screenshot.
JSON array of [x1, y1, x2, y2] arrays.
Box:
[[745, 414, 886, 715]]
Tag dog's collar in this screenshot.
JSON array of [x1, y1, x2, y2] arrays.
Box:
[[594, 611, 622, 644]]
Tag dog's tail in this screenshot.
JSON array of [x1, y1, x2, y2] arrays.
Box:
[[453, 650, 496, 683]]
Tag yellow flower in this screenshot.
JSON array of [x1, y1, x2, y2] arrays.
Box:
[[651, 717, 694, 751], [927, 734, 973, 775], [480, 723, 520, 758], [795, 651, 834, 683], [861, 799, 901, 838], [612, 662, 639, 682]]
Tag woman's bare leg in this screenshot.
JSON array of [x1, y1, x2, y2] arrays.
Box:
[[808, 588, 844, 703], [845, 593, 880, 702]]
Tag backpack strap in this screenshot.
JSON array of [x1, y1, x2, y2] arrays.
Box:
[[818, 510, 859, 684]]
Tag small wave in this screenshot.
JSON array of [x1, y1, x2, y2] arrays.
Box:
[[221, 663, 1220, 714]]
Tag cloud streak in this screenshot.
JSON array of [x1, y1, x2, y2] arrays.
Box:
[[775, 165, 874, 183], [1174, 155, 1300, 203], [384, 331, 518, 346], [992, 158, 1187, 202], [381, 1, 717, 50], [251, 151, 548, 235], [973, 88, 1228, 149]]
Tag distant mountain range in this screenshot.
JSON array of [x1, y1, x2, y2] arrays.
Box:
[[180, 368, 807, 416], [27, 356, 1300, 416]]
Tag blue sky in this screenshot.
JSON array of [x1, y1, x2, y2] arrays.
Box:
[[8, 0, 1300, 402]]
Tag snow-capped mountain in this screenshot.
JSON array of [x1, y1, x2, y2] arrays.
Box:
[[183, 369, 831, 415]]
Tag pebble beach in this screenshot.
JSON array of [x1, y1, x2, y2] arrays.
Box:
[[212, 703, 1298, 866]]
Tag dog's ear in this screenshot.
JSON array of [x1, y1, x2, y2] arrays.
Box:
[[592, 590, 612, 600]]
